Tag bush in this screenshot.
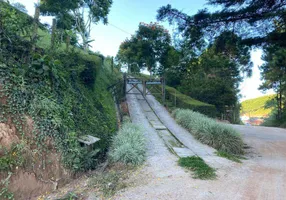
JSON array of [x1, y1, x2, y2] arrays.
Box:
[[173, 109, 244, 154], [109, 123, 146, 165]]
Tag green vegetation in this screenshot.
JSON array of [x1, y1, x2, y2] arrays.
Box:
[[241, 95, 276, 117], [0, 2, 123, 199], [116, 22, 171, 73], [0, 0, 120, 173], [173, 109, 244, 154], [261, 112, 286, 128], [109, 123, 146, 165], [40, 0, 112, 51], [260, 47, 286, 123], [163, 86, 217, 117], [216, 151, 245, 163], [156, 0, 286, 124], [178, 156, 216, 180], [134, 74, 217, 117], [0, 143, 25, 171]]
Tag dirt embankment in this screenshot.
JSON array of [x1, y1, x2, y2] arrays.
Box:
[[0, 85, 72, 200]]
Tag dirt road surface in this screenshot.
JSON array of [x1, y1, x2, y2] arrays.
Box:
[[113, 85, 286, 200]]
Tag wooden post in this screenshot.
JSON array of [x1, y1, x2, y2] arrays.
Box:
[[32, 6, 40, 51], [51, 18, 57, 49]]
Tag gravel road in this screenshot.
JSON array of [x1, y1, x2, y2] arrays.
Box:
[[113, 84, 286, 200]]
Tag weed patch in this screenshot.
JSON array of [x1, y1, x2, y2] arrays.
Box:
[[178, 156, 216, 180]]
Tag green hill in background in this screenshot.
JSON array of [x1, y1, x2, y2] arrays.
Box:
[[241, 94, 276, 117]]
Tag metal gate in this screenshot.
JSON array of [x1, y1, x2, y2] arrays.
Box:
[[124, 73, 165, 103]]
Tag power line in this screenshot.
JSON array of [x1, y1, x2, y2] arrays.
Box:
[[108, 23, 132, 35]]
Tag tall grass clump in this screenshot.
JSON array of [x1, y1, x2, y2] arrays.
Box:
[[109, 123, 146, 165], [173, 109, 244, 154]]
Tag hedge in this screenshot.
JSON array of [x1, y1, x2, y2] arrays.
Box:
[[163, 86, 217, 117]]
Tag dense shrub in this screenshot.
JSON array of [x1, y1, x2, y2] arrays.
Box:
[[109, 123, 146, 165], [173, 109, 244, 154]]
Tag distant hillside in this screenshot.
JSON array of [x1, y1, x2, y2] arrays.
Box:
[[241, 94, 276, 117]]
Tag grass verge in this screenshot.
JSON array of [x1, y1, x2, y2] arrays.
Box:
[[173, 109, 244, 154], [178, 156, 216, 180]]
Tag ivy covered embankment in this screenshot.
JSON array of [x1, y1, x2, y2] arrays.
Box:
[[0, 2, 122, 199]]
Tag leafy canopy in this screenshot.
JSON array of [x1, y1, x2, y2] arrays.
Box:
[[116, 22, 171, 74], [157, 0, 286, 47], [40, 0, 113, 50]]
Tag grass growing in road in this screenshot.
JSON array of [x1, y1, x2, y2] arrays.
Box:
[[216, 151, 245, 163], [173, 109, 244, 155], [178, 156, 216, 180]]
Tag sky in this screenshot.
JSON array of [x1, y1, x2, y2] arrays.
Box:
[[12, 0, 274, 101]]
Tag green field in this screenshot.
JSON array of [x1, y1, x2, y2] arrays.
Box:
[[241, 94, 276, 117]]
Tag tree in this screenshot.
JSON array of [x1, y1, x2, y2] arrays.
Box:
[[166, 31, 252, 122], [116, 37, 141, 73], [40, 0, 113, 50], [157, 1, 286, 48], [116, 22, 171, 74], [179, 48, 241, 114], [260, 46, 286, 119]]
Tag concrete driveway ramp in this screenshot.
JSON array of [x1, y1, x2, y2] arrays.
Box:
[[140, 101, 153, 112], [136, 95, 145, 100], [145, 111, 158, 121], [158, 130, 184, 148], [173, 147, 195, 158], [150, 121, 167, 130]]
